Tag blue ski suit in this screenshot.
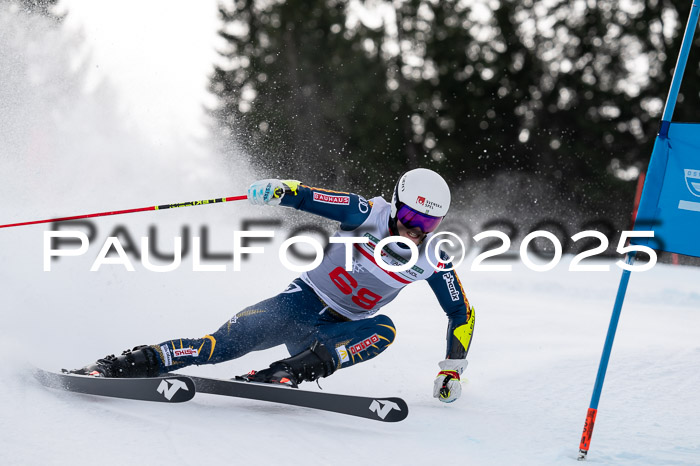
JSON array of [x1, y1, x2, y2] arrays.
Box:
[[151, 184, 474, 374]]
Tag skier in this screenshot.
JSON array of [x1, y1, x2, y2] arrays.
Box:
[[71, 168, 475, 403]]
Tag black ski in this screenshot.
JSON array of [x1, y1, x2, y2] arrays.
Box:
[[34, 369, 408, 421], [186, 374, 409, 422], [34, 369, 195, 403]]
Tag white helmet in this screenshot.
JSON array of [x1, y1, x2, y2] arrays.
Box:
[[391, 168, 450, 232]]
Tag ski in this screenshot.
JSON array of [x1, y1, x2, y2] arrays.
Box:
[[185, 374, 409, 422], [34, 369, 195, 403], [34, 369, 408, 421]]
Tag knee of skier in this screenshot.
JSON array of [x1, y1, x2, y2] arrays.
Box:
[[373, 314, 396, 346], [352, 314, 396, 360]]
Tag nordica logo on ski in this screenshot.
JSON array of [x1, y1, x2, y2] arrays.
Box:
[[369, 399, 402, 419], [156, 379, 190, 401]]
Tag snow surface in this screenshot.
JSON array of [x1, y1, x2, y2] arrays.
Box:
[[2, 7, 699, 466], [2, 212, 700, 466]]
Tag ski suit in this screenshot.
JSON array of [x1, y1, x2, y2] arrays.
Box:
[[150, 184, 474, 374]]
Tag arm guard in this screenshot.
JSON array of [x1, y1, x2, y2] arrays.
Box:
[[425, 256, 475, 359], [446, 306, 475, 359]]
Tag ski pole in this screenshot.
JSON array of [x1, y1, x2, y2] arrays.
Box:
[[0, 195, 247, 229]]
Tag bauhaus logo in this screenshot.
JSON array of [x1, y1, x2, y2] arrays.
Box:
[[313, 192, 350, 205]]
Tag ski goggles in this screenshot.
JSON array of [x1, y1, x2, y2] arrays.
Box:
[[396, 204, 443, 233]]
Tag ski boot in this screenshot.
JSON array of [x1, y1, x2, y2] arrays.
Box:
[[242, 342, 336, 388], [68, 345, 161, 378]]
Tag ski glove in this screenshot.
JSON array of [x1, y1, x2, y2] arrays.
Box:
[[247, 179, 288, 206], [433, 358, 467, 403]]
